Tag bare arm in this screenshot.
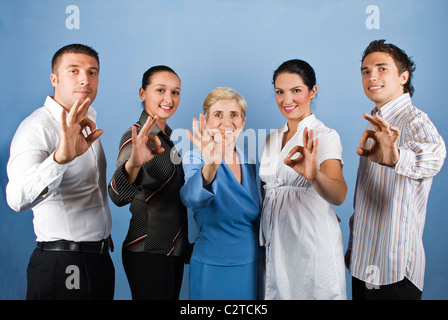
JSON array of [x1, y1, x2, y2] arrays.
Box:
[[284, 127, 347, 206]]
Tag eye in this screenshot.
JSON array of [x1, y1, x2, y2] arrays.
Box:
[[275, 90, 283, 95], [172, 90, 180, 95], [292, 89, 301, 93], [231, 112, 240, 118], [156, 88, 165, 93]]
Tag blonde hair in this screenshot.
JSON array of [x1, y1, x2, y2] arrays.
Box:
[[203, 87, 247, 121]]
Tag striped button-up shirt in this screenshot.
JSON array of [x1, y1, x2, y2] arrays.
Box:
[[348, 93, 446, 291]]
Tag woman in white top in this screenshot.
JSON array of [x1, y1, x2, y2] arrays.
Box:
[[259, 59, 347, 299]]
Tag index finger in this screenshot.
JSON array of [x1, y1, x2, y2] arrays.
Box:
[[359, 129, 375, 148], [140, 115, 159, 137], [74, 98, 92, 124], [363, 113, 389, 132]]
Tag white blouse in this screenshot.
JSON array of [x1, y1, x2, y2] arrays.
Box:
[[259, 114, 346, 300]]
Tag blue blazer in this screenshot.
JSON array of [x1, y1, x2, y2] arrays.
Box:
[[180, 148, 262, 266]]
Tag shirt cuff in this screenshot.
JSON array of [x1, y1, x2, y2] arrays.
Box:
[[394, 147, 420, 179], [40, 151, 70, 194]]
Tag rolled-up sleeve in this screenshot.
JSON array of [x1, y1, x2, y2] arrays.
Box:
[[394, 114, 446, 180]]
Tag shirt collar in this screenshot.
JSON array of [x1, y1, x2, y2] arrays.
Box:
[[370, 93, 412, 121], [139, 111, 172, 137], [281, 114, 316, 133], [44, 96, 97, 122]]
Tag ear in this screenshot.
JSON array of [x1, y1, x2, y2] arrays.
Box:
[[310, 85, 318, 100], [50, 73, 57, 88], [400, 70, 410, 86], [139, 87, 146, 101]]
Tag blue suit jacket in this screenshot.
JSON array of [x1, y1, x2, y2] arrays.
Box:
[[180, 148, 262, 266]]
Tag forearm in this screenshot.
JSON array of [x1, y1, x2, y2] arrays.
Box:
[[201, 163, 220, 187], [181, 162, 218, 210], [308, 171, 347, 206], [124, 160, 142, 185], [6, 151, 67, 212]]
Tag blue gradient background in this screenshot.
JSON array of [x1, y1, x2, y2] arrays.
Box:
[[1, 0, 447, 299]]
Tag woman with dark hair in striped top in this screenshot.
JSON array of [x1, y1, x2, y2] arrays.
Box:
[[108, 66, 189, 300]]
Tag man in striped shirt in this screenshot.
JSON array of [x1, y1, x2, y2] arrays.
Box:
[[346, 40, 446, 299]]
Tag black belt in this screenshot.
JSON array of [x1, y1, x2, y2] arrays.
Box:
[[37, 239, 110, 255]]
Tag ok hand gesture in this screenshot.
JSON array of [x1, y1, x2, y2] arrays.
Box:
[[186, 113, 223, 165], [284, 127, 319, 181], [54, 98, 103, 165], [125, 115, 165, 184], [356, 113, 400, 167]]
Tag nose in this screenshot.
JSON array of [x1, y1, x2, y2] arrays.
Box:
[[78, 70, 89, 85], [283, 91, 294, 104], [369, 69, 378, 82], [163, 91, 174, 104], [218, 114, 234, 128]]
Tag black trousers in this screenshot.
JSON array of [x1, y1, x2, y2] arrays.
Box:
[[26, 248, 115, 300], [122, 248, 184, 300], [352, 276, 422, 300]]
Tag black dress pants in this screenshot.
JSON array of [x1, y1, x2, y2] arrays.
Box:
[[26, 248, 115, 300], [352, 276, 422, 300], [122, 248, 184, 300]]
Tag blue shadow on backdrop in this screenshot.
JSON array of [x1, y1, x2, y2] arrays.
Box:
[[0, 0, 447, 300]]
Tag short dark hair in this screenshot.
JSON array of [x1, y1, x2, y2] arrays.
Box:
[[273, 59, 316, 92], [51, 44, 99, 73], [362, 40, 416, 96], [141, 65, 180, 90]]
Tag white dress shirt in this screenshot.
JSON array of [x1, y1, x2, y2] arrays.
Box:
[[259, 114, 346, 299], [348, 93, 446, 291], [6, 96, 112, 242]]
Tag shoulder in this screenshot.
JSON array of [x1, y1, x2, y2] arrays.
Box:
[[310, 117, 341, 141], [11, 107, 59, 149]]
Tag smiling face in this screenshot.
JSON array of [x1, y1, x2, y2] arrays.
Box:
[[206, 98, 246, 144], [274, 72, 316, 122], [361, 51, 409, 108], [50, 53, 99, 111], [139, 71, 181, 121]]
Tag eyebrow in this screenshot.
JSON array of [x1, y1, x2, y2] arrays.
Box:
[[66, 64, 99, 72], [361, 63, 389, 71], [155, 84, 181, 90], [275, 85, 303, 89]]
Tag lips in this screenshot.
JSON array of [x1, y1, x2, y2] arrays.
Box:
[[159, 105, 173, 112], [283, 106, 297, 113], [368, 85, 384, 91], [74, 86, 93, 97]]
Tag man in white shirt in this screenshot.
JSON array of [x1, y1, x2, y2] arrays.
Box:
[[346, 40, 446, 299], [6, 44, 114, 299]]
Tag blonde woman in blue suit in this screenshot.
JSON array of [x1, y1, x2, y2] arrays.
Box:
[[180, 87, 262, 300]]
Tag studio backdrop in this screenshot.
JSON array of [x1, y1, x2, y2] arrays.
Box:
[[0, 0, 447, 300]]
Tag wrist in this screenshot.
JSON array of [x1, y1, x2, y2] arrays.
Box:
[[53, 149, 70, 165]]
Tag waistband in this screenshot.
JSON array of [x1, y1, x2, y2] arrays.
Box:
[[36, 238, 110, 255]]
